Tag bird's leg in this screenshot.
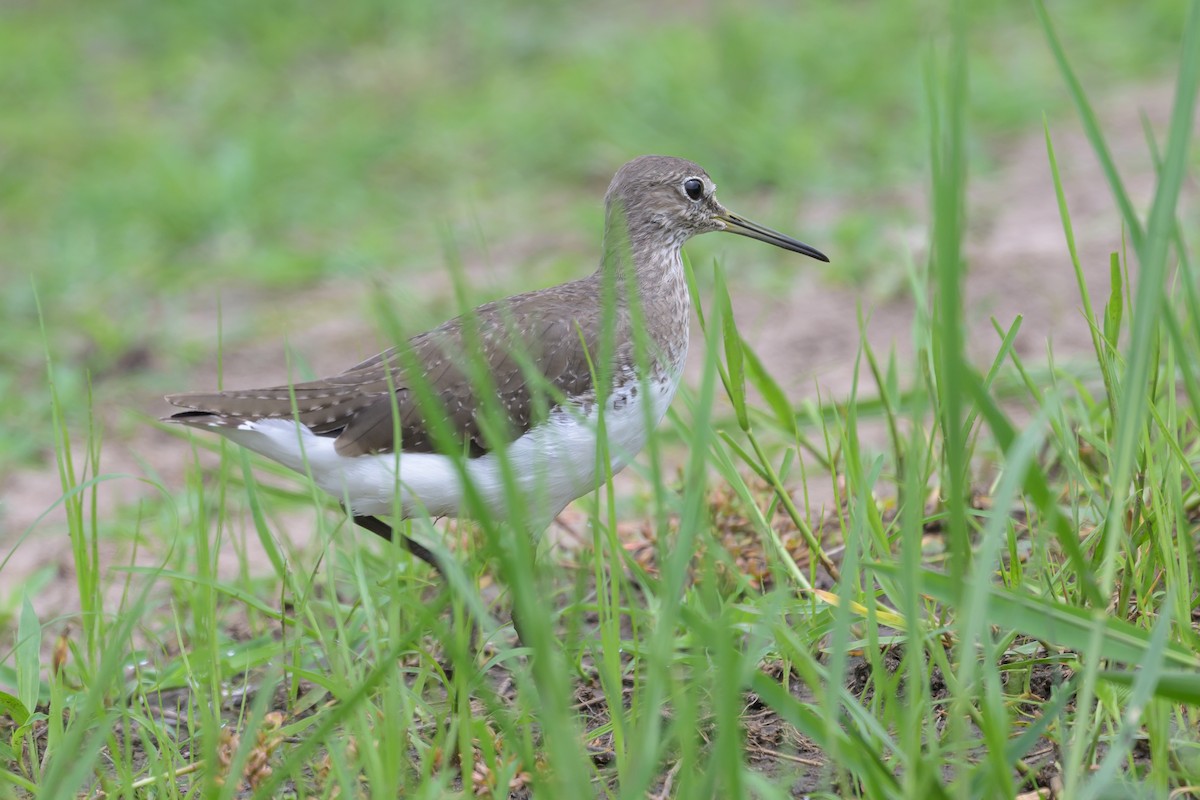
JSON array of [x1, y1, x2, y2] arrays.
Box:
[[350, 513, 483, 664], [509, 602, 530, 649], [352, 514, 445, 580], [350, 514, 533, 652]]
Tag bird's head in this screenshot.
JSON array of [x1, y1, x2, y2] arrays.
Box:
[[604, 155, 829, 262]]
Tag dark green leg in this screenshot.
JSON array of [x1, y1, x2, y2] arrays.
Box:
[[351, 514, 500, 660]]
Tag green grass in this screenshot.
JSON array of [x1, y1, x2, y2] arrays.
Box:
[[4, 0, 1200, 797]]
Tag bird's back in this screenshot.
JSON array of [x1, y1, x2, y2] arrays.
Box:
[[166, 275, 620, 460]]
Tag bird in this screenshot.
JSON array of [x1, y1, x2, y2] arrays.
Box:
[[164, 155, 828, 586]]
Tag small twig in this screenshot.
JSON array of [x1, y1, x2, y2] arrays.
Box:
[[90, 760, 204, 799], [744, 746, 824, 768], [649, 760, 682, 800]]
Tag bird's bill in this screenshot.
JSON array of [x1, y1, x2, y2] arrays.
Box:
[[715, 210, 829, 262]]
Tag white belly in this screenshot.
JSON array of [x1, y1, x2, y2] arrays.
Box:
[[215, 371, 681, 527]]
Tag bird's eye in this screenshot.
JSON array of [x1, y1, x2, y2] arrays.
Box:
[[683, 178, 704, 201]]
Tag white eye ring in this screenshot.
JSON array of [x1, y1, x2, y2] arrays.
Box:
[[683, 177, 704, 201]]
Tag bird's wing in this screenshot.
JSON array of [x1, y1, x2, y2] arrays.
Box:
[[165, 287, 612, 459]]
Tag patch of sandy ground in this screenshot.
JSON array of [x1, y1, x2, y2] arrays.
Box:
[[1, 81, 1195, 620]]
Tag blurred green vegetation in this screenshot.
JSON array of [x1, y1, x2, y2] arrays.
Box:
[[0, 0, 1189, 469]]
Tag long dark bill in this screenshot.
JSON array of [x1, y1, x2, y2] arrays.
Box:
[[717, 211, 829, 263]]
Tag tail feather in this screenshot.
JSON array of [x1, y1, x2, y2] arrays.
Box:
[[163, 384, 383, 435]]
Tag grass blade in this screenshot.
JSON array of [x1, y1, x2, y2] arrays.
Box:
[[15, 593, 41, 719], [894, 565, 1198, 669]]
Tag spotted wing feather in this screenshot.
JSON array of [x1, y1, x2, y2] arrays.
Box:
[[166, 282, 614, 459]]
